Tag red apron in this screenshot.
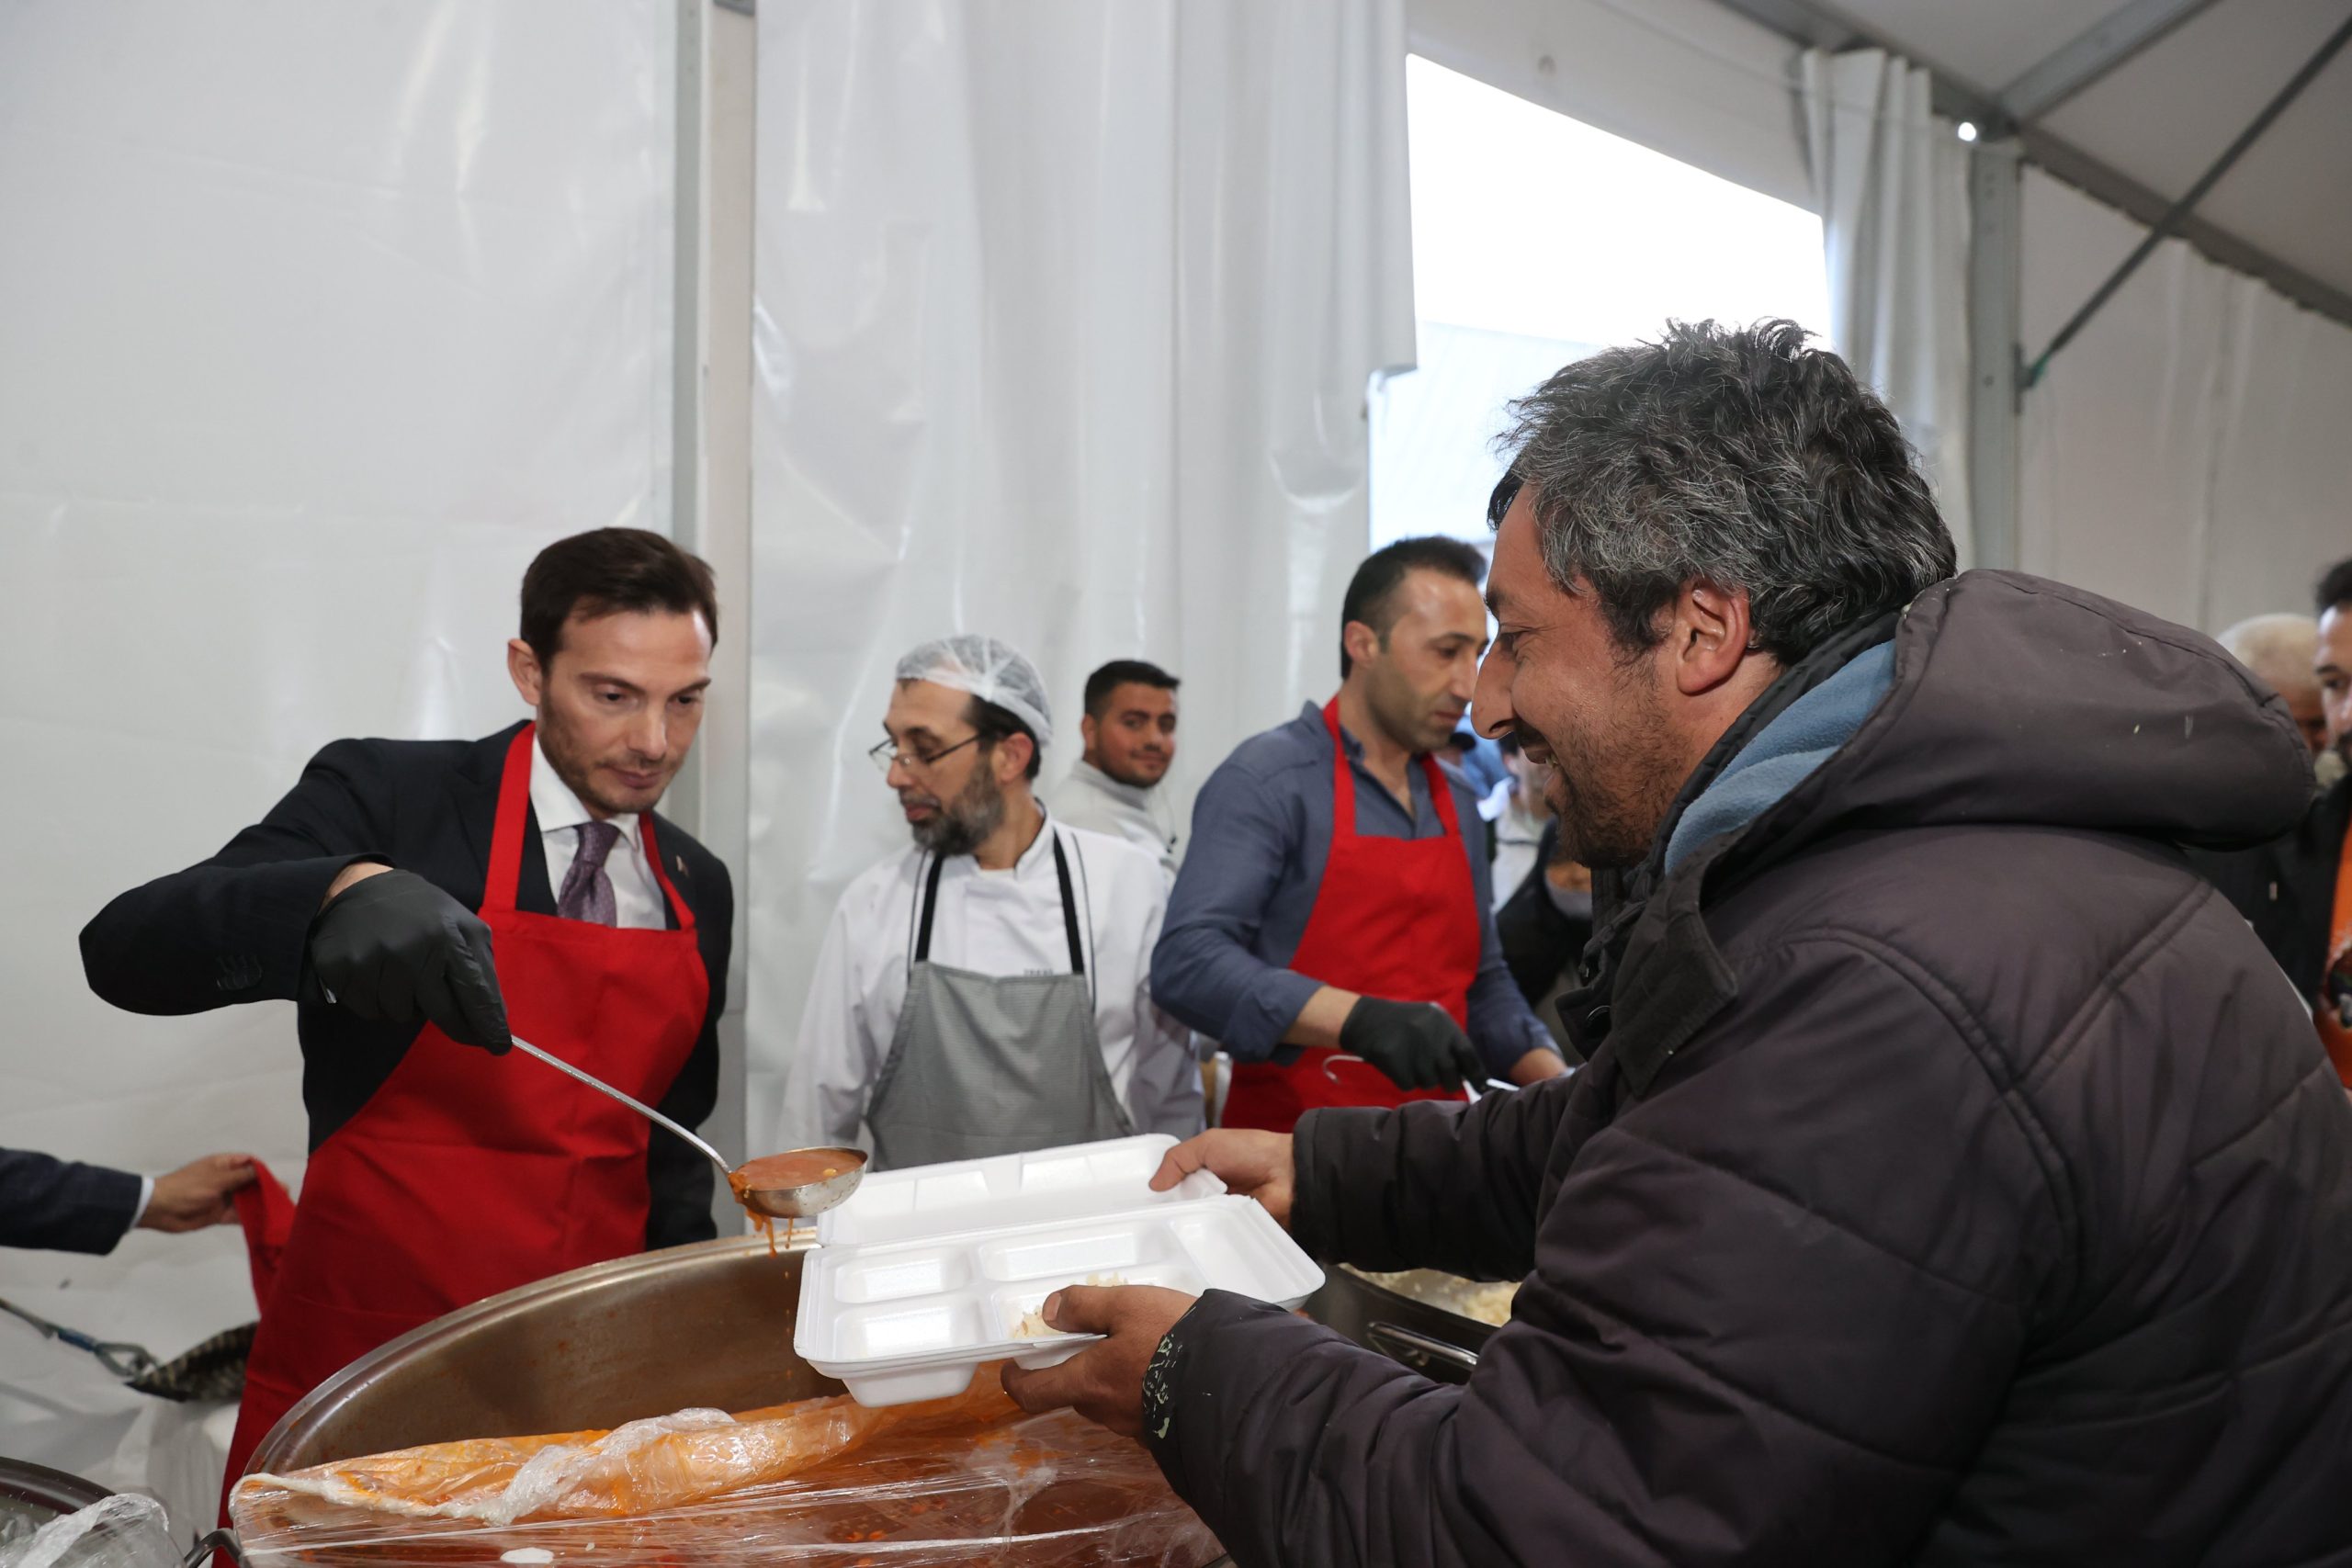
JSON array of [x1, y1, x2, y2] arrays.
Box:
[[1223, 699, 1483, 1134], [222, 725, 709, 1495]]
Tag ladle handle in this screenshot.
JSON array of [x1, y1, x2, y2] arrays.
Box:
[[509, 1034, 732, 1179]]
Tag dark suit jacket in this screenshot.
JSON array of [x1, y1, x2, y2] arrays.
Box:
[[1, 1147, 141, 1254], [2188, 774, 2350, 1000], [77, 720, 732, 1248]]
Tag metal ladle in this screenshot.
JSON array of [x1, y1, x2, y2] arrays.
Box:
[[509, 1035, 866, 1221]]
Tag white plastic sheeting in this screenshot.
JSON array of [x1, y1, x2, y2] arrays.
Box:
[[746, 0, 1416, 1153], [2018, 167, 2352, 633], [1803, 49, 1973, 565], [0, 0, 675, 1515]]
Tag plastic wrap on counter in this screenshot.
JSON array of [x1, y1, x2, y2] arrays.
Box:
[[1, 1495, 180, 1568], [228, 1375, 1219, 1567]]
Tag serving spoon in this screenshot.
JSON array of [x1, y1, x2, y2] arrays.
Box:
[[509, 1035, 866, 1220]]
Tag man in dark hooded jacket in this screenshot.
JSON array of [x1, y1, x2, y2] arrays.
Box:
[[1001, 321, 2352, 1565]]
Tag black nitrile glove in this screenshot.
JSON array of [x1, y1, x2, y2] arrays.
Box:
[[309, 869, 510, 1052], [1339, 997, 1483, 1092]]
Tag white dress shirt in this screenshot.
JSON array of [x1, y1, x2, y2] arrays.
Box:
[[531, 737, 665, 929], [1045, 761, 1183, 881], [781, 818, 1203, 1152]]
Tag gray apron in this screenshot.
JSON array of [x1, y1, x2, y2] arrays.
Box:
[[865, 831, 1135, 1170]]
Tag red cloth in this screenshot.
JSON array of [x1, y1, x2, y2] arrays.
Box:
[[232, 1158, 295, 1312]]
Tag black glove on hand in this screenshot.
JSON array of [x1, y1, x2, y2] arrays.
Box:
[[309, 870, 510, 1052], [1339, 997, 1483, 1092]]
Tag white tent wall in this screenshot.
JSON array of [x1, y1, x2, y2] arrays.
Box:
[[2018, 166, 2352, 634], [0, 0, 675, 1520], [743, 0, 1417, 1156]]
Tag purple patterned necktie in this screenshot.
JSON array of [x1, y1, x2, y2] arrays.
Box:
[[557, 820, 622, 925]]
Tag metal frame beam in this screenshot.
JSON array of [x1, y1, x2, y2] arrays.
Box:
[[1966, 144, 2022, 570], [1708, 0, 2352, 331], [1997, 0, 2225, 123], [2023, 5, 2352, 387], [668, 0, 759, 1231]]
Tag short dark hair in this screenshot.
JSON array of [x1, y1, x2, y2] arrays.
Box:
[[520, 528, 718, 670], [1083, 660, 1181, 721], [1493, 319, 1955, 665], [1340, 536, 1487, 677], [2317, 558, 2352, 617], [967, 696, 1043, 781]]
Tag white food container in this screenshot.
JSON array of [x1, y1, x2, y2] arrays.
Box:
[[795, 1134, 1324, 1407]]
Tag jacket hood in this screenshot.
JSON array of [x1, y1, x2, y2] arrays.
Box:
[[1739, 571, 2312, 864], [1589, 571, 2315, 1098]]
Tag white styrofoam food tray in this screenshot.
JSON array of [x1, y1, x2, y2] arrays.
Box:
[[795, 1134, 1324, 1406]]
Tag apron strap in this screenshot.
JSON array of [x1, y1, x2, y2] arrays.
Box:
[[1319, 699, 1358, 848], [913, 851, 949, 965], [638, 816, 697, 933], [1051, 832, 1086, 976], [909, 831, 1089, 978], [481, 725, 539, 916]]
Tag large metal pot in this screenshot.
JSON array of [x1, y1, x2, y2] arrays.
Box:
[[0, 1458, 112, 1533], [252, 1235, 838, 1472], [1302, 1269, 1496, 1385], [247, 1235, 1231, 1567]]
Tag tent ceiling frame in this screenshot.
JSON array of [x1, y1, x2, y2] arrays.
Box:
[[2022, 6, 2352, 388], [1711, 0, 2352, 333], [1996, 0, 2226, 123]]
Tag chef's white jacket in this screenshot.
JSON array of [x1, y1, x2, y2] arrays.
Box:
[[780, 819, 1204, 1152]]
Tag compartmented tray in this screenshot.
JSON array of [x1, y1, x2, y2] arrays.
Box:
[[796, 1134, 1324, 1406]]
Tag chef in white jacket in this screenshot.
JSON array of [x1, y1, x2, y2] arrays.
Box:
[[784, 636, 1203, 1168]]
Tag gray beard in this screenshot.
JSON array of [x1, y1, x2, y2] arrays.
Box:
[[911, 767, 1005, 857]]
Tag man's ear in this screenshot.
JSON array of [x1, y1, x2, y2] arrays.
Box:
[[1079, 713, 1100, 757], [507, 638, 545, 706], [1341, 620, 1383, 672], [1001, 731, 1036, 784], [1669, 582, 1756, 697]]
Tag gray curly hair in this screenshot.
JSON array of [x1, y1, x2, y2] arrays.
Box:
[[1489, 319, 1956, 664]]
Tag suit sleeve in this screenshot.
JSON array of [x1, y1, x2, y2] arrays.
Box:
[[0, 1148, 142, 1255], [1149, 937, 2052, 1566], [645, 855, 729, 1250], [79, 739, 394, 1015]]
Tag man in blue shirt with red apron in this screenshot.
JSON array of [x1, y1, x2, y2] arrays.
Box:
[[81, 528, 732, 1493], [1152, 536, 1567, 1132]]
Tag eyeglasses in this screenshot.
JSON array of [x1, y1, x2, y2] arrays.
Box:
[[867, 733, 982, 777]]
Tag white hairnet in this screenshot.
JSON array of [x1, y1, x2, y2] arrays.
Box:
[[894, 634, 1054, 750]]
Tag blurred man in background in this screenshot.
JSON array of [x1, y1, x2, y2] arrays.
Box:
[[1484, 731, 1552, 908], [1046, 660, 1184, 880], [2198, 558, 2352, 1084], [2220, 612, 2334, 767]]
